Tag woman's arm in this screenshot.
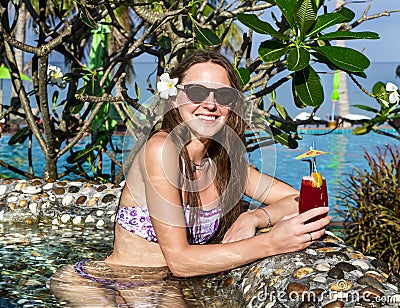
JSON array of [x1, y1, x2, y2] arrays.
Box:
[[142, 134, 330, 277]]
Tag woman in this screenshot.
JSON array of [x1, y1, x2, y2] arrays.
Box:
[[105, 50, 330, 276], [50, 50, 330, 305]]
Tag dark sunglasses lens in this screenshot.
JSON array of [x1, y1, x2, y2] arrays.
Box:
[[215, 88, 237, 106], [186, 85, 209, 102]]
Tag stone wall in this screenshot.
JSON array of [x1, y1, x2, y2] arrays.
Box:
[[0, 179, 399, 307]]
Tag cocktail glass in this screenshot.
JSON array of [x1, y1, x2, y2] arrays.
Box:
[[295, 145, 329, 223], [298, 175, 328, 223]]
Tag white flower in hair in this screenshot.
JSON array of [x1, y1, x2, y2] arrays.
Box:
[[157, 73, 178, 99], [386, 82, 400, 105]]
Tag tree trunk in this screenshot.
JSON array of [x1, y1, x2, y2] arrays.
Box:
[[11, 2, 26, 105]]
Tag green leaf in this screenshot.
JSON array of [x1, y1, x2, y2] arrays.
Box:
[[235, 67, 251, 86], [270, 127, 298, 148], [80, 7, 98, 29], [287, 47, 310, 71], [8, 126, 30, 146], [258, 41, 289, 63], [66, 145, 100, 164], [318, 31, 380, 41], [293, 65, 324, 107], [193, 23, 221, 47], [294, 0, 318, 36], [352, 126, 370, 135], [312, 46, 370, 72], [372, 81, 388, 103], [52, 90, 59, 109], [353, 104, 379, 113], [158, 36, 171, 50], [274, 0, 297, 28], [134, 82, 141, 99], [274, 101, 292, 120], [237, 13, 289, 40], [307, 7, 355, 37]]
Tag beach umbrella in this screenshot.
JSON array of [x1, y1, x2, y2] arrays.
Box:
[[295, 149, 330, 160]]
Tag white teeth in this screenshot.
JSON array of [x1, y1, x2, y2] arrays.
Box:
[[197, 115, 216, 121]]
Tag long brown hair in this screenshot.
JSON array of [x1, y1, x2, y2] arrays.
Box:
[[158, 50, 248, 243]]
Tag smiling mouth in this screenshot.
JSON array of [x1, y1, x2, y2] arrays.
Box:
[[196, 114, 219, 122]]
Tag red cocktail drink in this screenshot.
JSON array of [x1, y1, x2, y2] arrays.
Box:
[[299, 175, 328, 223]]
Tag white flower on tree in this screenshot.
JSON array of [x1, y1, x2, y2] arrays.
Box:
[[47, 65, 66, 89], [386, 82, 400, 106], [157, 73, 178, 99]]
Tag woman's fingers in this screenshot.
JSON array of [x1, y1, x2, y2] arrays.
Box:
[[298, 207, 329, 223]]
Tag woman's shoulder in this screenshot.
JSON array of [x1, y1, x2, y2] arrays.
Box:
[[143, 131, 179, 165]]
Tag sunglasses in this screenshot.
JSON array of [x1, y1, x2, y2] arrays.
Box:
[[177, 84, 238, 106]]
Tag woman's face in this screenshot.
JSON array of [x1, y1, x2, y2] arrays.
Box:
[[175, 62, 233, 138]]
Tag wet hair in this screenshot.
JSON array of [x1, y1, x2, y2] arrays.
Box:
[[158, 50, 248, 243]]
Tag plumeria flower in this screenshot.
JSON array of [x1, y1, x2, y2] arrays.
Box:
[[47, 65, 66, 89], [157, 73, 178, 99], [386, 82, 400, 105]]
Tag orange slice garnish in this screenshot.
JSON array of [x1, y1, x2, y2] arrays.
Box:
[[311, 172, 323, 188]]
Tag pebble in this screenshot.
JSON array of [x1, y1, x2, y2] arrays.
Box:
[[96, 219, 105, 228], [19, 200, 28, 208], [87, 197, 99, 206], [68, 186, 80, 193], [76, 196, 87, 205], [42, 183, 54, 190], [85, 215, 95, 223], [60, 214, 70, 223], [335, 261, 356, 272], [328, 267, 344, 279], [0, 185, 7, 195], [351, 259, 370, 270], [359, 286, 384, 299], [7, 196, 18, 203], [323, 301, 344, 308], [72, 216, 82, 225], [313, 274, 327, 284], [286, 282, 309, 299], [316, 263, 331, 272], [29, 203, 38, 215], [358, 276, 385, 290], [96, 210, 104, 217], [14, 182, 27, 191], [371, 259, 389, 274], [21, 186, 42, 194], [54, 187, 65, 195], [62, 195, 74, 206], [293, 267, 314, 279], [365, 271, 386, 283]]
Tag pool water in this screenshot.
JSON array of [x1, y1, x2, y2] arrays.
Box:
[[0, 129, 397, 218]]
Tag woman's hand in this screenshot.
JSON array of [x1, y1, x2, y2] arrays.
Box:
[[263, 207, 331, 255], [222, 211, 260, 243]]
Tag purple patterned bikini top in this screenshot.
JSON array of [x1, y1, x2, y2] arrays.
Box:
[[117, 204, 220, 245]]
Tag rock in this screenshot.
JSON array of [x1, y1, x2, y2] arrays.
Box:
[[316, 263, 331, 272], [358, 276, 385, 290], [371, 259, 390, 275], [286, 282, 309, 299], [323, 301, 345, 308], [62, 195, 74, 206], [293, 267, 314, 279], [352, 259, 370, 271], [54, 187, 66, 195], [68, 186, 80, 193], [0, 185, 7, 196], [102, 194, 117, 204], [21, 186, 42, 194], [328, 267, 344, 279], [76, 196, 87, 205], [335, 261, 357, 272], [19, 200, 28, 208], [87, 197, 99, 207], [60, 214, 71, 223], [96, 185, 107, 192], [359, 286, 384, 299]]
